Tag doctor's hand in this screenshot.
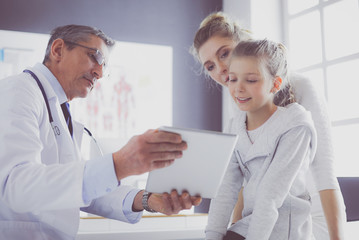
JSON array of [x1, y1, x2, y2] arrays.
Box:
[[133, 190, 202, 215], [150, 190, 202, 215], [112, 129, 187, 181]]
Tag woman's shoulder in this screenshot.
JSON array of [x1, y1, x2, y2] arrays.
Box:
[[288, 72, 327, 113], [289, 72, 312, 86], [289, 72, 318, 101]]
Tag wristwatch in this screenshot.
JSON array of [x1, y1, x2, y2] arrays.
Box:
[[142, 191, 157, 213]]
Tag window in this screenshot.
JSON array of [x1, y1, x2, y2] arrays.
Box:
[[283, 0, 359, 176]]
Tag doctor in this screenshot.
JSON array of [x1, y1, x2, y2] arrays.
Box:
[[0, 24, 201, 240]]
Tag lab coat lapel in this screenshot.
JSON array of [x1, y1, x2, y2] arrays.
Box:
[[51, 100, 78, 163], [29, 67, 81, 164], [73, 121, 84, 161]]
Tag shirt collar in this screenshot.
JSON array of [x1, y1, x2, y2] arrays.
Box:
[[33, 62, 68, 105]]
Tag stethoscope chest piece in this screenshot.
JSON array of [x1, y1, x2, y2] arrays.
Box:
[[51, 122, 61, 136]]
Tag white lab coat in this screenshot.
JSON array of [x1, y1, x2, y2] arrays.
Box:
[[0, 66, 137, 240]]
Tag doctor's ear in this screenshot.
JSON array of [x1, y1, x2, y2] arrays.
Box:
[[271, 77, 282, 93], [50, 39, 66, 62]]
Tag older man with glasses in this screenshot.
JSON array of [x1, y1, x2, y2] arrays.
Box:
[[0, 24, 201, 240]]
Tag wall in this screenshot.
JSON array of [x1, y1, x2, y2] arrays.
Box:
[[222, 0, 252, 129], [0, 0, 223, 131]]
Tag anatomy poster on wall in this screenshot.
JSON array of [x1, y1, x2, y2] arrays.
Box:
[[72, 41, 173, 142]]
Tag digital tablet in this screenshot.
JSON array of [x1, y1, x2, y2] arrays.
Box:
[[145, 126, 238, 199]]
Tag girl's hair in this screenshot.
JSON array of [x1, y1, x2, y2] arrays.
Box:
[[43, 24, 115, 64], [232, 39, 296, 107], [190, 11, 252, 62]]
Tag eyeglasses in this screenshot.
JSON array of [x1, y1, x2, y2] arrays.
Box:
[[65, 41, 106, 67]]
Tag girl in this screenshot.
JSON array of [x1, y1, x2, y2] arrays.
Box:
[[206, 39, 316, 240], [191, 12, 345, 240]]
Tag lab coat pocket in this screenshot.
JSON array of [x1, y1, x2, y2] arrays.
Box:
[[0, 220, 46, 240]]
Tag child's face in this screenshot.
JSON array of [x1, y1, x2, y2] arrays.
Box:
[[228, 56, 275, 113]]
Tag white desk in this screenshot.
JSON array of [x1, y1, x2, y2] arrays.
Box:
[[78, 214, 359, 239], [344, 221, 359, 239], [76, 214, 207, 240]]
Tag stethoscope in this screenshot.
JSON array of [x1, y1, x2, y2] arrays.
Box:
[[24, 69, 103, 156]]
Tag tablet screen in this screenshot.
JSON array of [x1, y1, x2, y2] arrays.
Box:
[[145, 126, 238, 199]]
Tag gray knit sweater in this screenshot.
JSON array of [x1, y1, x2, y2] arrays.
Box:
[[205, 103, 317, 240]]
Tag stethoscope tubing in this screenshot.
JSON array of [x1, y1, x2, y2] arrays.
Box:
[[23, 69, 103, 156]]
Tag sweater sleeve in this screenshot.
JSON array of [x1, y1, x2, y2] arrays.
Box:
[[205, 153, 244, 240], [245, 126, 313, 240], [291, 73, 339, 191]]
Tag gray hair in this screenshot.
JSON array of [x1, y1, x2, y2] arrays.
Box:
[[43, 24, 115, 64], [232, 39, 295, 106]]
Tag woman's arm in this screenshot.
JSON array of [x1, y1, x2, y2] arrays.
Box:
[[320, 189, 346, 240], [231, 187, 244, 224], [291, 73, 346, 239]]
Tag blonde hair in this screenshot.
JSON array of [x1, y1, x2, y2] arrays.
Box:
[[190, 11, 252, 62], [232, 39, 295, 106]]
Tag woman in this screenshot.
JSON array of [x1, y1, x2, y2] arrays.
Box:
[[191, 12, 346, 240]]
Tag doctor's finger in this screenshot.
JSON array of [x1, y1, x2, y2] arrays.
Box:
[[160, 192, 174, 215], [145, 130, 183, 144], [190, 196, 202, 206], [180, 192, 193, 209], [148, 151, 183, 162], [170, 190, 183, 213], [149, 141, 187, 152], [150, 159, 175, 171]]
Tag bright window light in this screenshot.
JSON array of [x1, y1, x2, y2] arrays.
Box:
[[285, 0, 359, 178], [323, 0, 359, 60], [289, 11, 322, 69], [288, 0, 319, 14], [327, 59, 359, 121]]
